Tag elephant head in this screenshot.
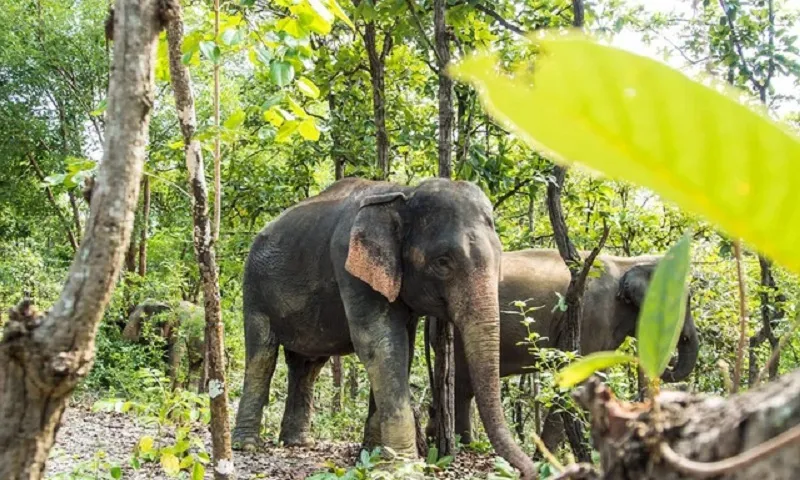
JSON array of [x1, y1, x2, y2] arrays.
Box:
[[344, 178, 534, 478], [617, 263, 699, 382]]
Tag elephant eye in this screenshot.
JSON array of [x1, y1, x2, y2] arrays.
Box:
[[431, 255, 453, 275]]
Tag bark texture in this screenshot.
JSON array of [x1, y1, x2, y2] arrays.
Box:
[[165, 8, 234, 479], [0, 0, 161, 476], [432, 0, 456, 458], [575, 373, 800, 479]]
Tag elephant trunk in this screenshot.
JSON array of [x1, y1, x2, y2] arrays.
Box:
[[456, 287, 536, 479], [661, 309, 699, 383]]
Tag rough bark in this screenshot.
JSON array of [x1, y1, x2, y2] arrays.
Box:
[[574, 373, 800, 479], [431, 0, 456, 458], [749, 256, 784, 385], [27, 154, 79, 253], [0, 0, 161, 476], [358, 0, 392, 179], [138, 175, 150, 277], [165, 7, 234, 479]]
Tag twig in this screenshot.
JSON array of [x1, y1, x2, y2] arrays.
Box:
[[473, 3, 526, 36], [732, 239, 748, 393], [659, 422, 800, 478], [753, 311, 800, 386], [718, 0, 765, 94]]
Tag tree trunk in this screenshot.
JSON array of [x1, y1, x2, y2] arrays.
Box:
[[138, 175, 150, 277], [348, 358, 359, 400], [545, 162, 608, 463], [359, 0, 392, 179], [431, 0, 456, 458], [575, 373, 800, 479], [165, 7, 234, 479], [0, 0, 161, 476]]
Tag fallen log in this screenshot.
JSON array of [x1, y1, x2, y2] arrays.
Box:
[[566, 374, 800, 479]]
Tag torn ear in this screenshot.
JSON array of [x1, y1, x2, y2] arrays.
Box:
[[345, 192, 406, 302]]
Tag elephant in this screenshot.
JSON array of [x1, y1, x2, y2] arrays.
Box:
[[424, 248, 699, 450], [231, 177, 536, 478], [122, 299, 205, 390]]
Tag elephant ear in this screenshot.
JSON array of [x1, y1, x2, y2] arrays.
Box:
[[617, 263, 656, 307], [345, 192, 407, 302], [616, 263, 656, 307]]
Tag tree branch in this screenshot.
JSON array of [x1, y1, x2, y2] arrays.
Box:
[[493, 178, 532, 209], [474, 3, 526, 36]]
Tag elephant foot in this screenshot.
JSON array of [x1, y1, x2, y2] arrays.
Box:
[[232, 431, 262, 452], [280, 432, 315, 448]]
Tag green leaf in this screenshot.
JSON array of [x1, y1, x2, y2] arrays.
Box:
[[192, 462, 205, 480], [199, 41, 220, 63], [275, 120, 300, 142], [636, 235, 692, 379], [555, 352, 636, 388], [221, 28, 245, 46], [42, 173, 66, 187], [254, 45, 272, 65], [223, 109, 246, 130], [110, 466, 122, 479], [296, 76, 320, 99], [327, 0, 355, 30], [270, 61, 295, 87], [161, 453, 181, 477], [448, 31, 800, 277], [90, 99, 107, 116], [298, 119, 321, 141], [138, 436, 155, 454], [261, 93, 284, 110]]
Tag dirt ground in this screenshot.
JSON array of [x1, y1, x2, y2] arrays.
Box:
[[45, 400, 498, 479]]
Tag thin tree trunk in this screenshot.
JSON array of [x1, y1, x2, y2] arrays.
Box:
[[330, 90, 344, 413], [348, 359, 359, 400], [432, 0, 456, 458], [27, 154, 79, 253], [165, 7, 234, 479], [358, 0, 392, 179], [0, 0, 161, 476], [539, 1, 596, 463], [68, 191, 82, 241], [212, 0, 221, 243], [138, 175, 150, 276]]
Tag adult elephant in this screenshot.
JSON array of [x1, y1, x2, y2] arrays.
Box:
[[425, 248, 699, 448], [232, 177, 535, 478]]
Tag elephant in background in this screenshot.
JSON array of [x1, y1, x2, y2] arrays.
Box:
[[425, 248, 699, 450], [232, 177, 536, 478], [122, 299, 205, 390]]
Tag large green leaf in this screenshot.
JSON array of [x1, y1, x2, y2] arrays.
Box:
[[636, 235, 692, 379], [270, 61, 295, 87], [555, 352, 635, 388], [449, 32, 800, 276], [199, 41, 220, 64]]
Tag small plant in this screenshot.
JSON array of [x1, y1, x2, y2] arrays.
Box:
[[47, 450, 122, 480], [131, 427, 209, 479]]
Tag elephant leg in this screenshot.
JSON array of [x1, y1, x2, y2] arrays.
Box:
[[233, 311, 279, 451], [279, 351, 329, 447], [539, 410, 566, 456], [350, 303, 416, 459], [362, 390, 381, 449]]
